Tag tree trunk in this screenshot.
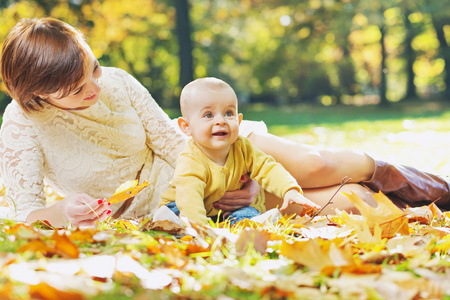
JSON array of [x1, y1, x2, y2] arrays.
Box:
[[431, 21, 450, 99], [175, 0, 194, 89], [379, 24, 389, 106], [403, 9, 417, 100]]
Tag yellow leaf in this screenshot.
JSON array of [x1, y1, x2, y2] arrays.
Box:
[[344, 191, 409, 239], [107, 180, 150, 204], [280, 238, 353, 271]]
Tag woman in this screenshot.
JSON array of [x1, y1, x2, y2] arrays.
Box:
[[1, 17, 449, 227]]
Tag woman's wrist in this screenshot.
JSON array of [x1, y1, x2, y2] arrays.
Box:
[[25, 202, 67, 227]]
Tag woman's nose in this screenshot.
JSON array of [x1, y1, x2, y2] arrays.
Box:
[[87, 77, 101, 94]]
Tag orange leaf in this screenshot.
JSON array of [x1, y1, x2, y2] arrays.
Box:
[[107, 180, 149, 204], [321, 263, 382, 276], [52, 231, 80, 259], [67, 228, 96, 243], [29, 282, 85, 300], [17, 239, 53, 256]]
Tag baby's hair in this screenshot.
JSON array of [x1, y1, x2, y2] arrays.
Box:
[[180, 77, 233, 117]]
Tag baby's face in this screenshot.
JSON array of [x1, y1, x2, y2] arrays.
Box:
[[183, 87, 242, 155]]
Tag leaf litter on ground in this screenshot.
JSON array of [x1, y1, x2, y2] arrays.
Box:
[[2, 192, 450, 299]]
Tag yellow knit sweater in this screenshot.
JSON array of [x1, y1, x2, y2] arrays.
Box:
[[159, 136, 301, 224]]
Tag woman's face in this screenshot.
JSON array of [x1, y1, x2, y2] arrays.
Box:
[[44, 44, 102, 110]]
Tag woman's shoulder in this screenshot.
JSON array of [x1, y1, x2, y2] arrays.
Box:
[[100, 66, 130, 81], [2, 100, 29, 123], [101, 66, 128, 75], [99, 67, 140, 92]]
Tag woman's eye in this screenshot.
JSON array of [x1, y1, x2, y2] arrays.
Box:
[[94, 62, 100, 74], [73, 87, 83, 95]]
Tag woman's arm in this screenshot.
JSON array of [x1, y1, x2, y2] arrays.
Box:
[[0, 106, 111, 226]]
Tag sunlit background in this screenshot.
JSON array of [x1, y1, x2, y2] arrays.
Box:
[[0, 0, 449, 178]]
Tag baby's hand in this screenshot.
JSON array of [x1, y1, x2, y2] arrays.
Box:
[[280, 189, 321, 212]]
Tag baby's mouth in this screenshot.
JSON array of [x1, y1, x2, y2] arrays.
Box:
[[212, 131, 228, 136]]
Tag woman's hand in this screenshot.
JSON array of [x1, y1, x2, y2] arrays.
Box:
[[59, 194, 112, 226], [213, 174, 261, 218], [27, 193, 112, 227]]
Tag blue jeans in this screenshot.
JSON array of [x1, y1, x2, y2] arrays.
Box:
[[166, 202, 259, 225]]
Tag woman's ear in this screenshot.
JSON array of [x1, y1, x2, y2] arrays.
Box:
[[177, 117, 191, 136], [238, 113, 243, 125]]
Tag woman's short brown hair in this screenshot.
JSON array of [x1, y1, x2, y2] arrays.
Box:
[[0, 17, 89, 112]]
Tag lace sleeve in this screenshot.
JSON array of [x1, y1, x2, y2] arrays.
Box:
[[122, 70, 186, 168], [0, 105, 46, 222]]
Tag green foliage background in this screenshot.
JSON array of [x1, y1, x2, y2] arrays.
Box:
[[0, 0, 449, 111]]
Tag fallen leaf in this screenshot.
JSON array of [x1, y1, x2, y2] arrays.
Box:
[[17, 239, 54, 256], [280, 238, 353, 270], [344, 191, 409, 238], [144, 220, 185, 235], [404, 205, 434, 224], [321, 263, 382, 276], [52, 231, 80, 259], [29, 282, 85, 300], [235, 228, 270, 255]]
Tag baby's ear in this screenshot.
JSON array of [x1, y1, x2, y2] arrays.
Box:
[[238, 113, 243, 125], [177, 117, 191, 136]]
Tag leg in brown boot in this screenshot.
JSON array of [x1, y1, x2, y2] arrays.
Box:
[[361, 160, 450, 210]]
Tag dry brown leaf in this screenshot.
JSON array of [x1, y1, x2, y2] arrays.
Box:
[[404, 205, 434, 224], [344, 191, 409, 238], [107, 180, 149, 204], [144, 220, 186, 235]]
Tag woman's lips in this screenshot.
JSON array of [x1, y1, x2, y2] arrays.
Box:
[[84, 94, 97, 101]]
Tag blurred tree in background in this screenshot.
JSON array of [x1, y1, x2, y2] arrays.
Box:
[[0, 0, 448, 111]]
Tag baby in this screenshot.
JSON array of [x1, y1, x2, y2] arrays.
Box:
[[159, 77, 320, 224]]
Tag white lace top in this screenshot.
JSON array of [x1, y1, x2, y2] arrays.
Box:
[[0, 67, 187, 222]]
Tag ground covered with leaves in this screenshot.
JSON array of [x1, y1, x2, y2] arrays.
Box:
[[1, 191, 450, 300]]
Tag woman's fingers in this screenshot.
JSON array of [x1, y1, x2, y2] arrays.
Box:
[[217, 176, 261, 212], [68, 207, 111, 226], [64, 194, 112, 225]]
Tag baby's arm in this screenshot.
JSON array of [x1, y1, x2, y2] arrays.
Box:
[[172, 153, 209, 224], [280, 189, 321, 212]]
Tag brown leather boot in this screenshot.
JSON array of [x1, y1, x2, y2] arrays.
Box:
[[361, 160, 450, 210]]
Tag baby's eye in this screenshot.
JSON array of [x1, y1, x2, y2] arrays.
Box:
[[204, 112, 213, 118], [225, 111, 234, 117]]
